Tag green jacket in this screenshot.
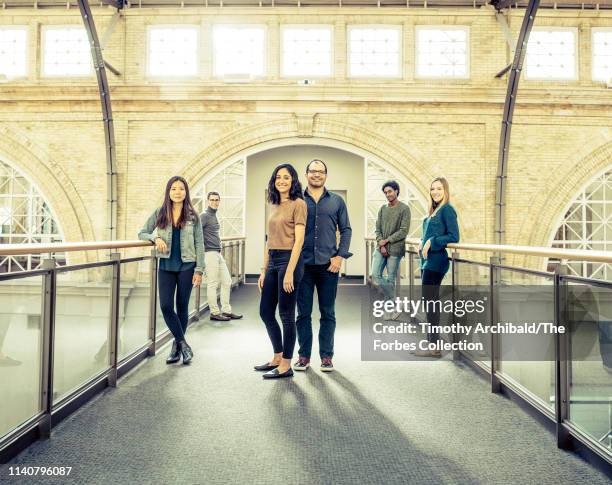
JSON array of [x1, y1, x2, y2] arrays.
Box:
[[375, 201, 411, 257], [138, 208, 205, 275]]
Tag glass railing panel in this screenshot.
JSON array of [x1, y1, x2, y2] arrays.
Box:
[[118, 259, 151, 360], [454, 260, 491, 369], [497, 269, 555, 410], [0, 274, 44, 437], [53, 265, 112, 403], [566, 279, 612, 452]]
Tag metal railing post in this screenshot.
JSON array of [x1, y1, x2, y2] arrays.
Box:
[[365, 240, 371, 286], [408, 246, 415, 325], [451, 252, 460, 360], [554, 261, 571, 449], [108, 253, 121, 387], [148, 251, 158, 356], [240, 239, 246, 283], [39, 257, 57, 439], [490, 256, 502, 393]]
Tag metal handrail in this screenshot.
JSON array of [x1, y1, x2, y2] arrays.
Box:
[[364, 237, 612, 264], [0, 237, 247, 256]]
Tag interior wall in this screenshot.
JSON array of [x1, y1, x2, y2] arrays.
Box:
[[245, 145, 365, 276]]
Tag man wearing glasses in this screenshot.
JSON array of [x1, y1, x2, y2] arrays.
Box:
[[294, 159, 352, 372], [201, 192, 242, 322]]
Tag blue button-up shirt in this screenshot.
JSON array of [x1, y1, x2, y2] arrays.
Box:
[[302, 188, 353, 265]]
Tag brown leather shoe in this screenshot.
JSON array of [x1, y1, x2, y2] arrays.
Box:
[[222, 312, 243, 320], [210, 313, 231, 321]]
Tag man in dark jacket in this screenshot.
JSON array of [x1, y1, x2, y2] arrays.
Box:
[[294, 159, 352, 373]]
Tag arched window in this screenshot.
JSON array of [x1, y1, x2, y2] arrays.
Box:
[[366, 159, 427, 240], [551, 167, 612, 281], [192, 159, 245, 238], [0, 158, 63, 273]]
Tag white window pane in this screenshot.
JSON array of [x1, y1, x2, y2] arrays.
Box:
[[416, 28, 468, 78], [43, 27, 92, 77], [0, 27, 27, 78], [282, 27, 332, 77], [593, 30, 612, 82], [213, 25, 265, 77], [348, 27, 400, 78], [525, 30, 576, 80], [148, 27, 198, 77]]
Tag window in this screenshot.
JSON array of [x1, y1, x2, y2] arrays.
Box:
[[416, 27, 469, 78], [192, 160, 245, 238], [525, 28, 577, 80], [42, 26, 92, 77], [213, 25, 265, 78], [281, 26, 332, 78], [0, 158, 64, 273], [551, 167, 612, 281], [147, 26, 199, 77], [592, 28, 612, 82], [348, 26, 401, 78], [0, 27, 27, 79]]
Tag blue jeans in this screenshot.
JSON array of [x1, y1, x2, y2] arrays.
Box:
[[371, 249, 402, 300], [296, 263, 339, 359]]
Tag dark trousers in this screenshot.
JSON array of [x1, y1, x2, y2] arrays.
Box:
[[296, 263, 339, 359], [260, 250, 304, 359], [158, 268, 194, 342], [422, 269, 445, 343]]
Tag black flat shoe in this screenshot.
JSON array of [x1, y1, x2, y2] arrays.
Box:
[[263, 368, 294, 379], [166, 340, 181, 364], [179, 340, 193, 365], [254, 362, 279, 372]]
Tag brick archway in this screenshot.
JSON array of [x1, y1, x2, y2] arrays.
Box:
[[0, 126, 95, 245]]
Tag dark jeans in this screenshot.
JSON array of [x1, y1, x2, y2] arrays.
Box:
[[259, 250, 304, 359], [422, 269, 445, 343], [296, 263, 339, 359], [158, 268, 194, 342]]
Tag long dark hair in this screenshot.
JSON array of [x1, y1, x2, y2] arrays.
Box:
[[267, 163, 303, 205], [156, 176, 197, 229]]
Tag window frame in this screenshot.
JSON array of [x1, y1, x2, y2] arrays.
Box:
[[212, 24, 267, 79], [524, 26, 579, 82], [0, 25, 29, 80], [346, 25, 403, 79], [41, 25, 93, 79], [591, 27, 612, 83], [414, 25, 470, 80], [146, 24, 201, 79], [280, 24, 334, 79]]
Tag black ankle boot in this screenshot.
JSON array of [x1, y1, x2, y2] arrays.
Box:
[[166, 340, 181, 364], [179, 340, 193, 365]]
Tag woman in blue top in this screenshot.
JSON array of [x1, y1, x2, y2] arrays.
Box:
[[419, 177, 460, 355], [139, 176, 205, 365]]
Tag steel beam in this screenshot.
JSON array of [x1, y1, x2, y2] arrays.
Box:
[[492, 0, 517, 10], [78, 0, 118, 241], [494, 0, 540, 247]]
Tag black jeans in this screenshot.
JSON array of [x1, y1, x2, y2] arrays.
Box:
[[296, 263, 339, 359], [422, 269, 445, 343], [259, 250, 304, 359], [158, 268, 194, 342]]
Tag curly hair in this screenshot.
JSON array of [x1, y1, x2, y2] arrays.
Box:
[[267, 163, 304, 205]]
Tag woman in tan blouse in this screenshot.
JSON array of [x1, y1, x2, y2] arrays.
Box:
[[254, 163, 307, 379]]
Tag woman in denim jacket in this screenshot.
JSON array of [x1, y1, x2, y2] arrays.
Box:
[[139, 176, 205, 365], [418, 177, 460, 356]]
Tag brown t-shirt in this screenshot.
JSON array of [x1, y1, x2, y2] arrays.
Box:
[[267, 198, 307, 250]]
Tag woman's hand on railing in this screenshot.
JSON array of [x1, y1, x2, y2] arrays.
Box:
[[154, 237, 167, 253], [192, 273, 202, 287]]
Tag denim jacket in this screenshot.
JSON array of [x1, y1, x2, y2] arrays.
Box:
[[420, 203, 460, 275], [138, 208, 205, 275]]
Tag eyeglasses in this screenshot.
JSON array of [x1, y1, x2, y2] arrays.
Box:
[[307, 169, 327, 175]]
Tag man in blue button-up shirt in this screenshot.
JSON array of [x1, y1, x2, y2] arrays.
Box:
[[294, 159, 352, 373]]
